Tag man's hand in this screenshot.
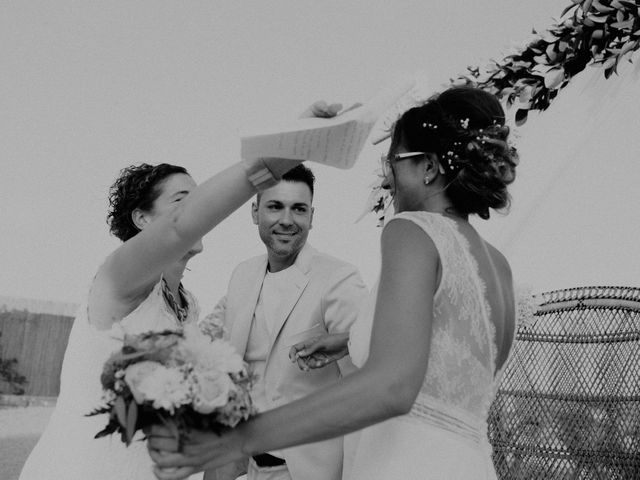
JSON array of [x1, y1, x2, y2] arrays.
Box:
[[289, 332, 350, 371]]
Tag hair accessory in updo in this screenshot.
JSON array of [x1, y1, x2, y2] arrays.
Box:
[[365, 86, 519, 223]]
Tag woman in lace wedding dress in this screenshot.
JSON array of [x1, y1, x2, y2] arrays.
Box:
[[148, 86, 518, 480], [19, 156, 301, 480]]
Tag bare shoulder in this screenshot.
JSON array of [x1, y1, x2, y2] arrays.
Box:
[[381, 217, 438, 261]]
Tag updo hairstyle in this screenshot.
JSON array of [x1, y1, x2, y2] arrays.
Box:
[[391, 86, 518, 219], [107, 163, 188, 241]]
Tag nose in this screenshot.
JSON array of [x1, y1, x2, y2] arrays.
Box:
[[381, 175, 391, 190], [279, 208, 294, 226], [189, 238, 204, 256]]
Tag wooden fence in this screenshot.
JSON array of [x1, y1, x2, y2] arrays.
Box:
[[0, 297, 77, 397]]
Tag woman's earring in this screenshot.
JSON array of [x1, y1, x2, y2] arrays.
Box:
[[424, 176, 430, 185]]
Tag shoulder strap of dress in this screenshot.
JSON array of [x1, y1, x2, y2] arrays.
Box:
[[386, 211, 456, 257]]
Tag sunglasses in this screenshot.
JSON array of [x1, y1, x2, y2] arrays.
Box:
[[380, 152, 427, 177]]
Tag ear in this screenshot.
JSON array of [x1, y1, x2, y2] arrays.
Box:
[[423, 152, 444, 178], [251, 202, 259, 225], [131, 208, 150, 231]]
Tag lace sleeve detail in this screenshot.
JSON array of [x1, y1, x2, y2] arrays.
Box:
[[198, 312, 228, 341], [197, 296, 228, 341]]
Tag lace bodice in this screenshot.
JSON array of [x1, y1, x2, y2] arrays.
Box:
[[349, 212, 512, 436]]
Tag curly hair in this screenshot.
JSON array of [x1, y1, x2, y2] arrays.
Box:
[[107, 163, 189, 241], [391, 86, 518, 219]]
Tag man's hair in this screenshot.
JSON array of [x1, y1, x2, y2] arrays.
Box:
[[256, 164, 315, 204]]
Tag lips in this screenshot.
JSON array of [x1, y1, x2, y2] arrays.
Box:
[[273, 231, 298, 242]]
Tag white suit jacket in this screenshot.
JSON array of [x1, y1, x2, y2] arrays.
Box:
[[211, 243, 367, 480]]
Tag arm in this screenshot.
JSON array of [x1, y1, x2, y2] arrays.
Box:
[[322, 264, 367, 335], [322, 265, 368, 375], [149, 218, 439, 478], [91, 158, 299, 327]]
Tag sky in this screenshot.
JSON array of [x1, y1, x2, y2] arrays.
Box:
[[2, 0, 637, 314]]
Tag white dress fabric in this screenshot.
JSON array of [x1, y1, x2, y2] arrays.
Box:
[[19, 280, 203, 480], [347, 211, 514, 480]]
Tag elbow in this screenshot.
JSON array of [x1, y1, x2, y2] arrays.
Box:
[[390, 388, 418, 416], [377, 377, 420, 417]]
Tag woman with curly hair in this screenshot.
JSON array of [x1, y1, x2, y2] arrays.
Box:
[[148, 86, 519, 480], [19, 156, 300, 480]]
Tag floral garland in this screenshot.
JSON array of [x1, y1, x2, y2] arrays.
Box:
[[368, 0, 640, 222], [454, 0, 640, 125]]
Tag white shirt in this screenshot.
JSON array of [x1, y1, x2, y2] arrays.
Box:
[[246, 267, 297, 460]]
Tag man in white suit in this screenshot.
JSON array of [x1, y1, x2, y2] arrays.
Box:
[[210, 164, 367, 480]]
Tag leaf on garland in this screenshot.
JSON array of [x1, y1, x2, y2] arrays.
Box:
[[617, 1, 637, 10], [588, 14, 610, 24], [545, 67, 566, 89], [592, 0, 615, 13], [515, 108, 529, 126], [611, 18, 635, 29], [619, 40, 639, 59]]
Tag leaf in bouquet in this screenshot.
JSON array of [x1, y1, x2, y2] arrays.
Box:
[[94, 419, 120, 439], [126, 400, 139, 445], [115, 396, 127, 428], [85, 405, 111, 417]]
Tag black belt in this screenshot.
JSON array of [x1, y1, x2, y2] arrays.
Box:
[[252, 453, 286, 467]]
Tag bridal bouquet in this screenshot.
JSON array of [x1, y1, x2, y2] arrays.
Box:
[[88, 322, 255, 446]]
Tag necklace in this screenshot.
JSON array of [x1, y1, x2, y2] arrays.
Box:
[[161, 279, 189, 324]]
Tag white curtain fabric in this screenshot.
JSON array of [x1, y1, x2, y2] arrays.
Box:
[[474, 54, 640, 293]]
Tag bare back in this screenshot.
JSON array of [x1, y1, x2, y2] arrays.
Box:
[[453, 219, 515, 374]]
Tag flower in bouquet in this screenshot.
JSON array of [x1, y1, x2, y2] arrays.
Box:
[[88, 323, 255, 446]]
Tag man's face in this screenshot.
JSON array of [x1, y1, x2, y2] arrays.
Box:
[[252, 180, 314, 265]]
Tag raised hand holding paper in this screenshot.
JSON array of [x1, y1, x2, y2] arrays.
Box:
[[240, 76, 416, 169]]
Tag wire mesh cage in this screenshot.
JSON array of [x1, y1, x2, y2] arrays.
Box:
[[488, 286, 640, 479]]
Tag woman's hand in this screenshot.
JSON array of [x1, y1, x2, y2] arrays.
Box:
[[299, 100, 343, 119], [147, 425, 246, 480], [289, 332, 350, 371]]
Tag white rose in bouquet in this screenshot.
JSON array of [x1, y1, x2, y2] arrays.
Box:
[[125, 362, 191, 414], [191, 368, 234, 414], [179, 323, 245, 374]]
